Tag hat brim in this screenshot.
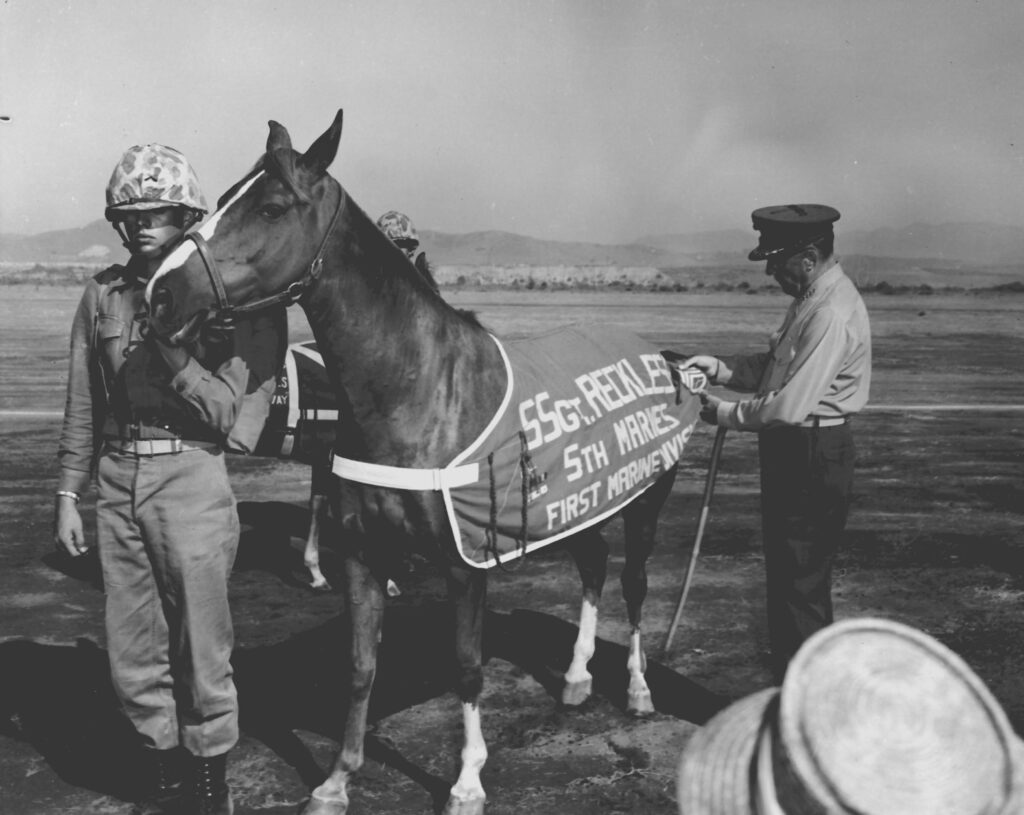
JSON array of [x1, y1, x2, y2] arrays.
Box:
[[675, 687, 778, 815], [778, 618, 1023, 814], [105, 200, 192, 220], [748, 229, 834, 263], [747, 246, 787, 262]]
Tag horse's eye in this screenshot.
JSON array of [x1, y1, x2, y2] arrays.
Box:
[[258, 203, 287, 221]]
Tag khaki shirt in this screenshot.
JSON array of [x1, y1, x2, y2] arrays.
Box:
[[57, 262, 285, 493], [715, 263, 871, 431]]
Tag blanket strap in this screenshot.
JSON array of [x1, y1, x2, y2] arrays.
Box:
[[331, 455, 479, 491], [484, 431, 531, 572]]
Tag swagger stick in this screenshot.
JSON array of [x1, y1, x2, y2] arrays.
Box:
[[661, 424, 728, 656]]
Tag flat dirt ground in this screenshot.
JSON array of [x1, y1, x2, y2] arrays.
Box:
[[1, 285, 1022, 814]]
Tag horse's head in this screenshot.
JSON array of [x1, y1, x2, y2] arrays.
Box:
[[146, 110, 345, 344]]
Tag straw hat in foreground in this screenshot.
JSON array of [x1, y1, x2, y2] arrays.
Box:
[[676, 617, 1024, 814]]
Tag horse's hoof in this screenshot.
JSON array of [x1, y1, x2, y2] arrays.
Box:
[[442, 793, 486, 815], [308, 577, 333, 592], [561, 678, 593, 707], [627, 690, 655, 717], [301, 793, 348, 815]]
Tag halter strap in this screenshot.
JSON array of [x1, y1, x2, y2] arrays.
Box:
[[192, 182, 345, 319], [186, 233, 229, 310]]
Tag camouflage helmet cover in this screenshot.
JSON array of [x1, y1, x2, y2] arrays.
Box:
[[105, 144, 208, 220], [376, 210, 419, 246]]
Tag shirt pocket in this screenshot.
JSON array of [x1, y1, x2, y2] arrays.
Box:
[[96, 314, 127, 379]]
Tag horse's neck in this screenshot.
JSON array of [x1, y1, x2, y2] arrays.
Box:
[[302, 249, 507, 466]]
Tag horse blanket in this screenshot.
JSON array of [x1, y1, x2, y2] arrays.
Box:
[[253, 341, 336, 463], [436, 324, 704, 568]]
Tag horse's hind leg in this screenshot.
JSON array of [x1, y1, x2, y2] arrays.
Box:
[[621, 467, 677, 716], [303, 553, 384, 815], [562, 529, 609, 706], [443, 565, 488, 815], [303, 461, 332, 591]]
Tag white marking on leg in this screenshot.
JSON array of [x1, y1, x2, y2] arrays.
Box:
[[305, 493, 330, 590], [447, 701, 487, 809], [626, 628, 654, 714], [564, 597, 598, 690], [305, 775, 350, 814]]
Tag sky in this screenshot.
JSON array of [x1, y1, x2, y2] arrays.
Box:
[[2, 0, 1024, 244]]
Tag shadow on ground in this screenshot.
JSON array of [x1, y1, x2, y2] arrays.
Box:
[[0, 604, 729, 804]]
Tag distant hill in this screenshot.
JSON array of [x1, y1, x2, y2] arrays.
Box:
[[0, 220, 129, 265], [1, 218, 1022, 290]]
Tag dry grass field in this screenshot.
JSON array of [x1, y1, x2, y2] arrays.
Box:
[[1, 283, 1022, 814]]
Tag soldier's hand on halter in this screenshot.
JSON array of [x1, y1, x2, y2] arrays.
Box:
[[54, 495, 90, 557]]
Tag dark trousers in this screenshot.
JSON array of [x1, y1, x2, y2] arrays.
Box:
[[758, 423, 855, 681]]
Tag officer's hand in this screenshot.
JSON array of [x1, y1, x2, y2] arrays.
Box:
[[54, 498, 90, 557], [699, 392, 722, 425], [683, 355, 723, 385]]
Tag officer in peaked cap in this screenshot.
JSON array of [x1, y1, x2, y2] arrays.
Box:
[[747, 204, 841, 261], [677, 203, 872, 683]]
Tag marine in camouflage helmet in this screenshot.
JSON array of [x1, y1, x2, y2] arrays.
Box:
[[376, 210, 419, 257], [105, 144, 208, 221]]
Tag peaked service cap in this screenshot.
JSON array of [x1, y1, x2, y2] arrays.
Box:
[[676, 617, 1024, 815], [747, 203, 840, 261]]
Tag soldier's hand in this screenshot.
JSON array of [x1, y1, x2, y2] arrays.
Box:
[[699, 392, 722, 425], [54, 498, 90, 557], [682, 355, 723, 385]]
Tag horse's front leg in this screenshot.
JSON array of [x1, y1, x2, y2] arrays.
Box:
[[620, 469, 676, 716], [443, 565, 488, 815], [563, 530, 609, 706], [303, 553, 384, 815]]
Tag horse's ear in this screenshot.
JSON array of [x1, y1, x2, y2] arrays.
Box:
[[267, 120, 293, 153], [299, 109, 343, 175]]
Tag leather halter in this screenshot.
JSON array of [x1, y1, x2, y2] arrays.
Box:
[[186, 183, 345, 319]]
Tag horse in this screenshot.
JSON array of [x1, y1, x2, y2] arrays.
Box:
[[145, 110, 700, 815]]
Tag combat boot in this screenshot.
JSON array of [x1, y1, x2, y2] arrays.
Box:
[[132, 746, 186, 815], [187, 752, 233, 815]]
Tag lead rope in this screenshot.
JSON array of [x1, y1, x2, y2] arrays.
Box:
[[483, 431, 532, 573], [517, 430, 529, 561], [484, 451, 500, 564]]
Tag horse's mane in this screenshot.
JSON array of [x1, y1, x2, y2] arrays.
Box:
[[414, 253, 485, 329]]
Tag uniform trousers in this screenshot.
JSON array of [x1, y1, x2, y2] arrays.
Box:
[[758, 422, 855, 681], [96, 446, 239, 757]]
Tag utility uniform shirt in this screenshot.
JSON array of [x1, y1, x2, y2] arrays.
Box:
[[714, 263, 871, 431], [58, 260, 284, 494]]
